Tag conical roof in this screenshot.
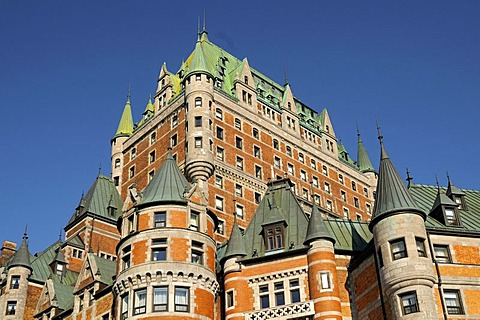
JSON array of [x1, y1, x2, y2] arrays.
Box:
[[223, 216, 247, 260], [8, 232, 32, 271], [369, 137, 425, 231], [52, 247, 67, 265], [67, 175, 123, 226], [140, 149, 191, 207], [113, 94, 134, 138], [186, 39, 210, 77], [357, 131, 376, 173], [304, 204, 335, 245]]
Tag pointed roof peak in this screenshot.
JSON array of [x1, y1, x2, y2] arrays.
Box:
[[406, 168, 414, 188], [369, 130, 425, 231], [224, 214, 247, 260], [356, 124, 375, 173], [8, 231, 32, 271], [114, 89, 134, 138], [446, 172, 466, 196], [376, 120, 389, 160], [140, 149, 190, 207], [304, 204, 335, 245]]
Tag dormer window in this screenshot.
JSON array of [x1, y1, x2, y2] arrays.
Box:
[[453, 195, 466, 209], [264, 223, 284, 251], [444, 207, 460, 226]]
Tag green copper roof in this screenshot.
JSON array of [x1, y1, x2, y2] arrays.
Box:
[[242, 179, 309, 258], [431, 189, 458, 211], [114, 95, 134, 138], [186, 40, 210, 77], [369, 139, 425, 231], [91, 254, 116, 286], [8, 233, 32, 271], [67, 175, 123, 226], [304, 204, 335, 245], [223, 216, 247, 260], [409, 184, 480, 232], [52, 247, 67, 265], [324, 219, 372, 252], [357, 131, 376, 173], [50, 275, 75, 310], [338, 140, 356, 167], [140, 149, 190, 207]]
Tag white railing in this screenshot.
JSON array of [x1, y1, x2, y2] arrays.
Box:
[[245, 301, 314, 320]]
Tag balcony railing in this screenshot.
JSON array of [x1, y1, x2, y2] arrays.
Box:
[[245, 301, 314, 320]]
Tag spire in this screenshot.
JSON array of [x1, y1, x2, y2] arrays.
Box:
[[8, 231, 32, 271], [224, 214, 247, 260], [187, 39, 210, 76], [284, 65, 289, 86], [142, 96, 154, 118], [356, 126, 376, 173], [304, 204, 335, 245], [113, 89, 134, 138], [369, 127, 425, 231], [406, 168, 413, 188], [200, 9, 208, 41], [446, 172, 466, 197], [140, 148, 191, 207]]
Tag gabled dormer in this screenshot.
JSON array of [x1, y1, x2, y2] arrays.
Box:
[[446, 175, 467, 210], [281, 83, 300, 135], [429, 187, 462, 227], [235, 58, 257, 109], [261, 193, 288, 253], [49, 247, 67, 278]]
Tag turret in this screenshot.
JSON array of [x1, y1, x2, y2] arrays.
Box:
[[369, 130, 437, 319], [304, 205, 341, 320], [356, 127, 378, 187], [2, 231, 32, 319], [183, 34, 215, 187], [111, 91, 134, 193], [113, 149, 219, 319]]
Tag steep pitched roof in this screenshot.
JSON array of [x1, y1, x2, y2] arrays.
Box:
[[67, 175, 123, 226], [113, 95, 134, 138], [91, 255, 116, 286], [369, 138, 425, 230], [447, 176, 466, 197], [356, 131, 376, 173], [242, 179, 309, 258], [223, 216, 247, 260], [8, 233, 32, 271], [304, 204, 335, 245], [140, 149, 190, 207]]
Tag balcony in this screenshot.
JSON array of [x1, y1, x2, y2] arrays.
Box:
[[245, 301, 314, 320]]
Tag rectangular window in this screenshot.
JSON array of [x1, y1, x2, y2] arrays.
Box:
[[155, 212, 166, 228], [416, 237, 427, 257], [400, 291, 419, 315], [253, 128, 259, 139], [255, 165, 262, 179], [152, 239, 167, 261], [343, 207, 349, 217], [341, 190, 346, 202], [215, 175, 223, 189], [300, 170, 307, 181], [311, 159, 316, 170], [10, 276, 20, 289], [174, 287, 189, 312], [150, 132, 156, 144], [287, 163, 294, 175], [299, 152, 304, 163], [149, 170, 155, 181], [215, 196, 224, 211], [445, 207, 460, 225], [338, 174, 344, 184], [195, 97, 202, 108], [434, 245, 451, 263], [354, 197, 360, 208], [194, 116, 202, 127], [134, 289, 147, 315], [6, 301, 17, 315], [274, 281, 285, 306], [235, 136, 243, 149], [194, 137, 202, 148], [215, 108, 223, 120], [216, 126, 224, 139], [153, 287, 168, 312], [314, 194, 320, 205], [444, 290, 464, 315], [273, 139, 279, 150], [286, 146, 292, 156], [226, 290, 234, 308], [320, 272, 331, 289], [171, 134, 178, 146], [254, 145, 261, 159], [190, 211, 200, 231], [191, 241, 204, 265], [129, 166, 135, 178], [236, 205, 244, 219], [216, 146, 224, 161], [131, 148, 136, 159], [236, 156, 244, 170], [274, 156, 281, 169], [149, 151, 156, 164], [290, 279, 300, 303], [302, 188, 309, 199], [171, 114, 178, 127], [259, 285, 269, 309], [235, 184, 243, 197], [352, 181, 357, 191], [312, 176, 319, 188], [324, 182, 331, 194], [121, 294, 128, 320], [217, 220, 225, 235], [322, 165, 328, 176], [254, 192, 262, 204], [265, 224, 284, 250], [366, 203, 372, 215], [363, 187, 369, 197], [235, 118, 242, 130], [326, 200, 333, 211], [391, 238, 407, 260]]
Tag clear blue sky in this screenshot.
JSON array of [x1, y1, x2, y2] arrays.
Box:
[[1, 1, 479, 253]]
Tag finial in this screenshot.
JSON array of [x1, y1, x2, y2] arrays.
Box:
[[446, 171, 451, 184], [435, 174, 441, 193], [356, 122, 360, 137], [98, 162, 102, 176], [203, 9, 207, 32], [376, 118, 383, 144], [127, 83, 131, 101], [197, 16, 201, 38], [284, 65, 289, 85], [58, 229, 62, 241], [23, 225, 28, 239], [406, 168, 413, 187]]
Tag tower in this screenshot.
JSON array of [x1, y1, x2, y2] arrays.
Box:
[[369, 133, 437, 319], [183, 31, 215, 187], [304, 204, 342, 320], [113, 149, 219, 319], [1, 232, 32, 319], [111, 91, 134, 194]]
